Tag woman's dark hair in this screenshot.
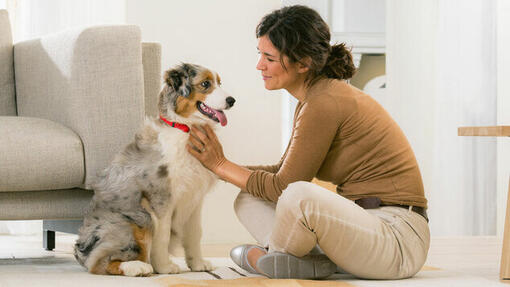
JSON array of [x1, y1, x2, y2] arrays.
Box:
[[256, 5, 356, 85]]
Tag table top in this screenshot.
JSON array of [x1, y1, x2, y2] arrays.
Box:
[[458, 126, 510, 137]]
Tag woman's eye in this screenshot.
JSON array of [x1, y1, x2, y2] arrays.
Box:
[[267, 58, 275, 62], [201, 81, 210, 88]]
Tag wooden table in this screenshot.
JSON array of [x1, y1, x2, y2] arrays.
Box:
[[458, 125, 510, 279]]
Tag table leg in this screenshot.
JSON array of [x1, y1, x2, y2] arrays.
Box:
[[501, 176, 510, 279]]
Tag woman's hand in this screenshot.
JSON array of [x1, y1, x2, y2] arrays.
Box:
[[187, 124, 227, 174]]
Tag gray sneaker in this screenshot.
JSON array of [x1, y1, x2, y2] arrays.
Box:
[[256, 252, 337, 279]]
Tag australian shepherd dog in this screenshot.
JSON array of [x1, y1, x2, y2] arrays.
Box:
[[74, 63, 235, 276]]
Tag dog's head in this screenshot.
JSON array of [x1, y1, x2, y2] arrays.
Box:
[[159, 63, 235, 126]]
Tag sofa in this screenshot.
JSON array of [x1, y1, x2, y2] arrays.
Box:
[[0, 9, 161, 249]]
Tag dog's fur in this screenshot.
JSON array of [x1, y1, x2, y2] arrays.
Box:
[[74, 63, 235, 276]]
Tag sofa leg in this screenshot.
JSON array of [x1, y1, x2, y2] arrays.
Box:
[[43, 230, 55, 251], [41, 219, 83, 251]]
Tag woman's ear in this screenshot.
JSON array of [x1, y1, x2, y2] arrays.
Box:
[[297, 57, 312, 74]]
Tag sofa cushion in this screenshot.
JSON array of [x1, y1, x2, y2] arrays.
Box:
[[0, 117, 85, 192], [0, 10, 16, 116]]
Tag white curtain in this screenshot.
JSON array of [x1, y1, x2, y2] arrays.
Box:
[[0, 0, 126, 235], [8, 0, 125, 42], [387, 0, 497, 235]]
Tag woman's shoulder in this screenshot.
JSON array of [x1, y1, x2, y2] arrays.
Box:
[[308, 78, 362, 98], [305, 78, 362, 110]]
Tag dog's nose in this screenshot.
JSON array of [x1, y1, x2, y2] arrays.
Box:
[[226, 97, 236, 107]]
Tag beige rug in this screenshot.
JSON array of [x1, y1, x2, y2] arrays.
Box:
[[155, 277, 356, 287], [3, 234, 509, 286], [152, 264, 440, 287], [153, 262, 357, 287], [0, 254, 440, 287]]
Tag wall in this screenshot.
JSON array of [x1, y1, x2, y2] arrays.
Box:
[[126, 0, 282, 244]]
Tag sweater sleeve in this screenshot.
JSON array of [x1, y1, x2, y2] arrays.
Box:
[[245, 95, 340, 202], [244, 162, 281, 174]]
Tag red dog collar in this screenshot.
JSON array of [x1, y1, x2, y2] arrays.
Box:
[[159, 115, 190, 133]]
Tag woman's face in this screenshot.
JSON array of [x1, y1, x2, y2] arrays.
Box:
[[256, 35, 304, 91]]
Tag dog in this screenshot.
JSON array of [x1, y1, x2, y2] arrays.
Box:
[[74, 63, 235, 276]]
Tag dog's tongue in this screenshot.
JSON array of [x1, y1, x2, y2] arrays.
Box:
[[213, 110, 227, 126]]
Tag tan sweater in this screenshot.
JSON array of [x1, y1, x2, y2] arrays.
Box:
[[245, 78, 427, 208]]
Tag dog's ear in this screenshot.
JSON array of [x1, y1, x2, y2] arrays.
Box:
[[164, 67, 192, 98]]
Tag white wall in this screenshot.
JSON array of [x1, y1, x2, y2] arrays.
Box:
[[126, 0, 282, 244], [387, 0, 498, 236]]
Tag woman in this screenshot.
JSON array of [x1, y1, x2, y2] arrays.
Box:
[[187, 5, 429, 280]]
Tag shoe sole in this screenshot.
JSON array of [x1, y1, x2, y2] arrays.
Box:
[[257, 252, 337, 279]]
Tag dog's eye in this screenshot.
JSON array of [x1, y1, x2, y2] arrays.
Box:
[[201, 81, 210, 89]]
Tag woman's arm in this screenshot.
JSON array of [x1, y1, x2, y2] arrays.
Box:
[[187, 94, 341, 203], [186, 124, 253, 190], [245, 95, 341, 202], [216, 160, 252, 189]]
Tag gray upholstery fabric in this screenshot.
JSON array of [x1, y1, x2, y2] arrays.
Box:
[[0, 189, 93, 220], [0, 117, 84, 192], [14, 25, 146, 189], [142, 42, 162, 118], [0, 10, 16, 116]]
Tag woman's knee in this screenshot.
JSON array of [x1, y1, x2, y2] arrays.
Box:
[[233, 191, 276, 218], [233, 191, 250, 217], [278, 181, 317, 208]]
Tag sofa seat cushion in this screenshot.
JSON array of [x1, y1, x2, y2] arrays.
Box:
[[0, 116, 84, 192]]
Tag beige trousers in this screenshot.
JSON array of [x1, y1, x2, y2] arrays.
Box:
[[234, 181, 430, 279]]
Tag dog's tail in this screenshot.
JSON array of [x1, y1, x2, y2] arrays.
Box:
[[74, 232, 100, 267]]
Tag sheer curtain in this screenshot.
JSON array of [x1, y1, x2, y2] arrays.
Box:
[[0, 0, 126, 235], [387, 0, 497, 235], [8, 0, 125, 42]]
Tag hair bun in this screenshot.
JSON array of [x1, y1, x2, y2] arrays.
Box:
[[321, 43, 356, 80]]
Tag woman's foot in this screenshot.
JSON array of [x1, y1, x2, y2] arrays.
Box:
[[230, 244, 267, 274], [247, 246, 267, 273], [231, 244, 339, 279], [256, 252, 337, 279]]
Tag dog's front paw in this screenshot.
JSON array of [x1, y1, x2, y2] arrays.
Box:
[[187, 258, 213, 272], [120, 260, 153, 277], [153, 261, 180, 274]]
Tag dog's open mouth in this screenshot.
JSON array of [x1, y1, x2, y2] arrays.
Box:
[[196, 101, 227, 126]]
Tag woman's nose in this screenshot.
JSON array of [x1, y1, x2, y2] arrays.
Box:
[[256, 58, 264, 71]]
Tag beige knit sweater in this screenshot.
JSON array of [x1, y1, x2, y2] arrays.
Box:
[[245, 78, 427, 208]]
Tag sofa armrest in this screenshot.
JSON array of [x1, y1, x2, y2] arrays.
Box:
[[142, 42, 162, 118], [13, 25, 145, 189]]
